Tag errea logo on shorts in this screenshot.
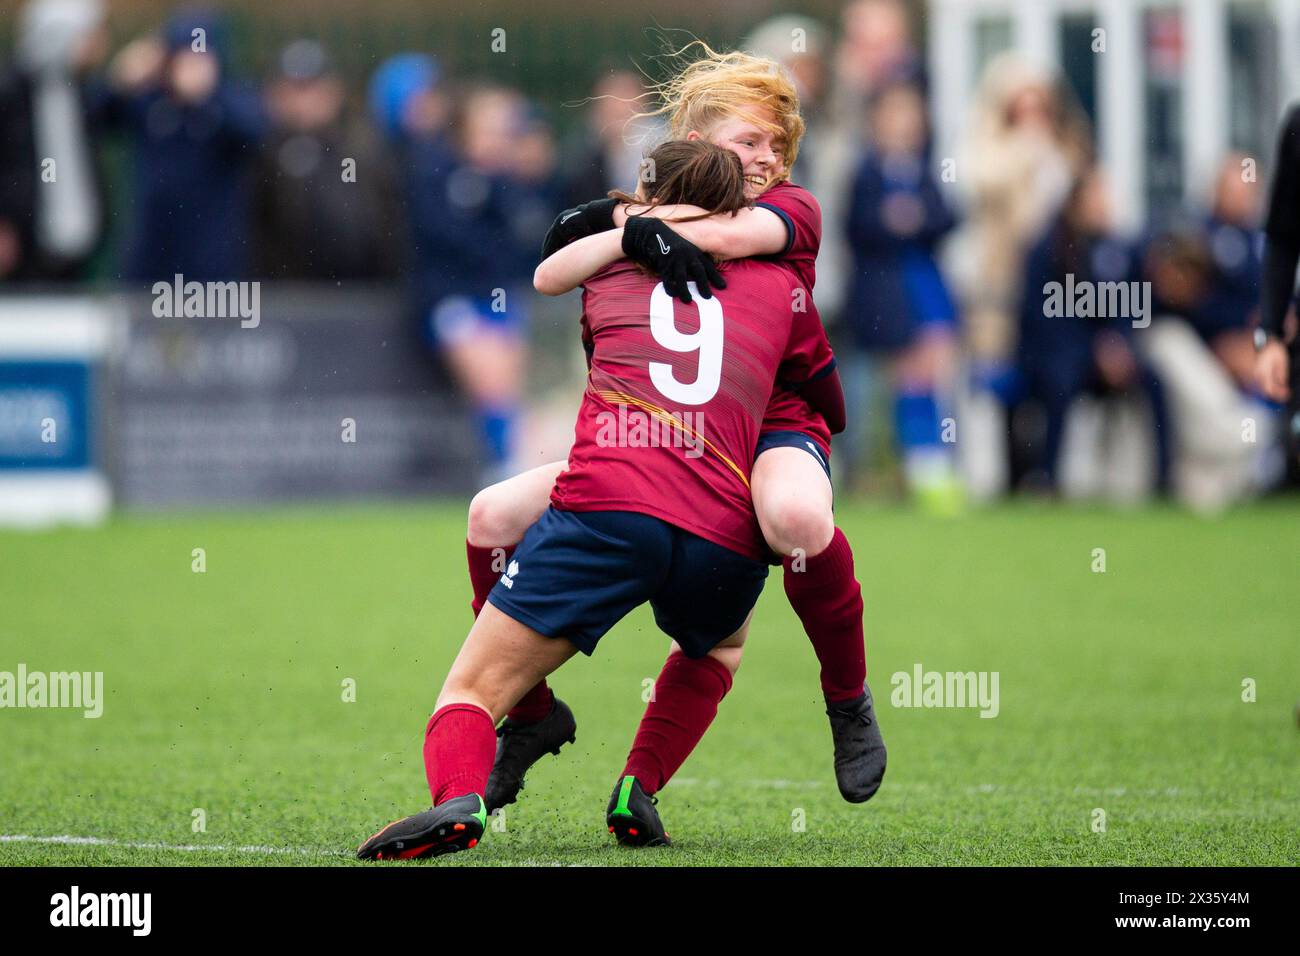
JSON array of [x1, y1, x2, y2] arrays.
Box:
[[50, 886, 151, 936], [500, 560, 520, 589]]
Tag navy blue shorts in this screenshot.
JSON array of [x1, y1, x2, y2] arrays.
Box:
[[486, 507, 769, 658], [754, 430, 832, 481]]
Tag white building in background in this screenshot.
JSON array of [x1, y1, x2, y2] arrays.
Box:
[[927, 0, 1300, 229]]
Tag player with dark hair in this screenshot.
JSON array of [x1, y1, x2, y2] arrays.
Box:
[[464, 45, 886, 819], [357, 139, 830, 858]]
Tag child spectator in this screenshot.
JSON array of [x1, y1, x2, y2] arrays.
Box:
[[843, 78, 961, 510]]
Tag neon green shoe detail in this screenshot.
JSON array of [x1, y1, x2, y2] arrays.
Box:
[[471, 793, 488, 829], [611, 775, 636, 817]]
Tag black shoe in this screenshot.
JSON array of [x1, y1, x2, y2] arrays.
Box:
[[356, 794, 487, 861], [484, 696, 577, 814], [606, 775, 671, 847], [826, 684, 887, 803]]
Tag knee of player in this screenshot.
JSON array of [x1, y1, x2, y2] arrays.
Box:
[[761, 497, 834, 557], [467, 488, 517, 547]]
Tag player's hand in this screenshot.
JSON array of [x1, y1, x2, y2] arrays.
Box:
[[539, 198, 618, 262], [1255, 339, 1291, 402], [621, 216, 725, 304]]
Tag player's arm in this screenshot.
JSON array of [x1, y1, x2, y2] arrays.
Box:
[[613, 203, 789, 260], [798, 365, 846, 435], [777, 278, 846, 434], [533, 229, 625, 296], [536, 214, 725, 304], [539, 198, 619, 262], [541, 196, 789, 261], [537, 196, 788, 302]]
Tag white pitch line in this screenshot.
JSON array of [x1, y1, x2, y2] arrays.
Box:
[[671, 778, 826, 789], [0, 834, 352, 858]]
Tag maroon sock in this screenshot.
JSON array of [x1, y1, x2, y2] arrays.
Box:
[[783, 527, 867, 704], [466, 539, 513, 618], [507, 681, 553, 723], [423, 702, 497, 806], [467, 540, 552, 723], [622, 652, 733, 795]]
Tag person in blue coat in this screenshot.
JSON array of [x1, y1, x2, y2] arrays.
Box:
[[842, 77, 961, 509], [1017, 167, 1170, 492], [373, 57, 543, 479], [1197, 153, 1263, 346], [95, 9, 267, 282]]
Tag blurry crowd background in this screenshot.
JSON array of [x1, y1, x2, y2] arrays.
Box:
[[0, 0, 1295, 512]]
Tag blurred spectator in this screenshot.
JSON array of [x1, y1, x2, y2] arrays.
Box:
[[813, 0, 923, 323], [747, 15, 852, 321], [97, 8, 267, 282], [1017, 168, 1170, 498], [510, 101, 565, 269], [744, 17, 833, 169], [1200, 153, 1263, 342], [835, 0, 922, 105], [842, 79, 961, 511], [1136, 161, 1278, 510], [368, 52, 449, 146], [379, 66, 540, 478], [952, 55, 1091, 497], [958, 55, 1090, 363], [746, 15, 830, 119], [561, 69, 654, 207], [252, 40, 401, 280], [0, 0, 108, 281]]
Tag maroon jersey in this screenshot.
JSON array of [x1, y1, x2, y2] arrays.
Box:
[[755, 181, 835, 453], [552, 258, 803, 560]]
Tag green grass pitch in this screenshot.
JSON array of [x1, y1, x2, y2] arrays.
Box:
[[1, 501, 1296, 866]]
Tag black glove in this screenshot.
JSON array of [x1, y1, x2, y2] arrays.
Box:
[[539, 197, 619, 262], [621, 216, 726, 304]]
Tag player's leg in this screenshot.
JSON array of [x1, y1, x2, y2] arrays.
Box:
[[751, 442, 835, 556], [434, 602, 578, 722], [619, 620, 750, 795], [425, 601, 579, 829], [424, 603, 579, 818], [466, 459, 566, 619], [609, 618, 752, 848], [463, 460, 578, 811], [609, 531, 768, 846], [751, 438, 887, 803], [358, 603, 578, 861], [360, 508, 672, 860]]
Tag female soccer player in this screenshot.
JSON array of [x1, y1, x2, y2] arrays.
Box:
[[359, 140, 824, 858], [466, 46, 886, 817]]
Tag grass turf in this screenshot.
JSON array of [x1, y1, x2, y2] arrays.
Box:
[[0, 500, 1297, 866]]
